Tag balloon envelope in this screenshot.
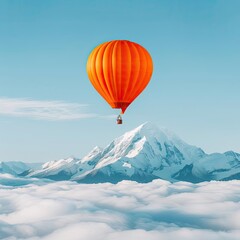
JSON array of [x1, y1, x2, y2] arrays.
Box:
[[86, 40, 153, 113]]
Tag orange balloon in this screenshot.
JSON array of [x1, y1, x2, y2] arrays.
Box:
[[86, 40, 153, 114]]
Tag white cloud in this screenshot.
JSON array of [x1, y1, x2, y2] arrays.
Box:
[[0, 176, 240, 240], [0, 97, 96, 120]]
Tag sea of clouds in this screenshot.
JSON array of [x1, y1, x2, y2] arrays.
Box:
[[0, 173, 240, 240]]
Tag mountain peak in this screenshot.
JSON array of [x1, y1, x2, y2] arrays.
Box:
[[42, 157, 78, 170], [133, 122, 158, 133], [81, 146, 102, 163], [125, 122, 163, 141], [127, 122, 179, 146]]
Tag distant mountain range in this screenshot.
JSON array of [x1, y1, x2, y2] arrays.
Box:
[[1, 122, 240, 183]]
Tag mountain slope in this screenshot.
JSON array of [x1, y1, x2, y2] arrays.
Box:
[[0, 161, 41, 176], [27, 157, 81, 180]]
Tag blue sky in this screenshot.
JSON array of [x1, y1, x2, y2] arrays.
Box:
[[0, 0, 240, 162]]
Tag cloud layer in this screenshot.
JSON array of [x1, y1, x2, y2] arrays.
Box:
[[0, 97, 96, 120], [0, 174, 240, 240]]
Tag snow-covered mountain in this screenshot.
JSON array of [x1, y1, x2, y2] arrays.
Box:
[[70, 122, 206, 183], [2, 122, 240, 183]]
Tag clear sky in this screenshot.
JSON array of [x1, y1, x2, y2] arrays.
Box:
[[0, 0, 240, 162]]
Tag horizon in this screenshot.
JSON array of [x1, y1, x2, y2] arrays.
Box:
[[0, 0, 240, 162]]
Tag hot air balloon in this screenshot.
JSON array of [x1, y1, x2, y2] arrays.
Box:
[[86, 40, 153, 124]]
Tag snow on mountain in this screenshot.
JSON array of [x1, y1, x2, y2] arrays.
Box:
[[28, 157, 81, 180], [71, 122, 206, 183], [4, 122, 239, 183], [81, 146, 102, 163], [27, 146, 104, 181]]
